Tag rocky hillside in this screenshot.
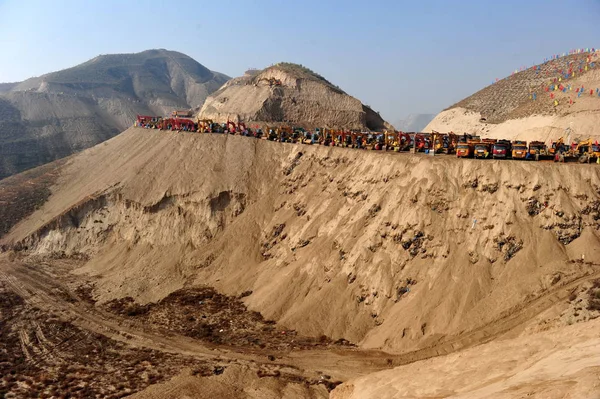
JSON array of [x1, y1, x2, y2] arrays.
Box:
[[0, 49, 229, 179], [199, 63, 391, 131]]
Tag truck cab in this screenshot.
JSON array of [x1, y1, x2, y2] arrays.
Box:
[[492, 141, 510, 159], [512, 141, 528, 159]]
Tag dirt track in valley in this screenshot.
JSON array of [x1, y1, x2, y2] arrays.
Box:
[[2, 255, 599, 384]]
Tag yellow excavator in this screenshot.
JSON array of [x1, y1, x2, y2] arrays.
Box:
[[572, 138, 600, 163]]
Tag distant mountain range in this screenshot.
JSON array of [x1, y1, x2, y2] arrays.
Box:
[[0, 49, 229, 179], [393, 114, 435, 132]]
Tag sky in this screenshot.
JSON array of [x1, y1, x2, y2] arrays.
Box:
[[0, 0, 599, 123]]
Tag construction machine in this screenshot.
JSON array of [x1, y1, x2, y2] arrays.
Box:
[[384, 131, 398, 151], [136, 115, 162, 129], [397, 132, 411, 151], [430, 131, 445, 153], [435, 132, 456, 154], [492, 140, 511, 159], [227, 121, 237, 134], [570, 139, 600, 163], [196, 119, 213, 133], [549, 137, 566, 156], [267, 128, 279, 141], [343, 132, 354, 147], [511, 141, 528, 159], [456, 135, 479, 158], [355, 133, 365, 149], [334, 131, 344, 147], [528, 141, 551, 160], [172, 110, 193, 118], [474, 140, 494, 159], [373, 133, 386, 150], [322, 129, 334, 146], [161, 117, 195, 132]]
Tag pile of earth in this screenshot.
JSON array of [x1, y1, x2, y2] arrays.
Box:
[[198, 62, 392, 131]]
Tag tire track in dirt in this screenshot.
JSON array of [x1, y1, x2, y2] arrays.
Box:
[[2, 259, 599, 380]]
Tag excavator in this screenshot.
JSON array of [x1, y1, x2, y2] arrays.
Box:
[[334, 131, 344, 146], [433, 132, 456, 154], [267, 128, 279, 141], [549, 137, 566, 156], [343, 132, 354, 148], [384, 131, 398, 151], [397, 132, 411, 151], [322, 129, 334, 146], [372, 133, 386, 150], [571, 139, 600, 163]]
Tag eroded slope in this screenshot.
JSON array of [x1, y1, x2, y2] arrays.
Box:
[[3, 129, 600, 354]]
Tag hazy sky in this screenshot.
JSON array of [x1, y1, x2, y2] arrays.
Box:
[[1, 0, 599, 122]]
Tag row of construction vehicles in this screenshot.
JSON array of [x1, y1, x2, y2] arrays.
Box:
[[135, 114, 600, 163]]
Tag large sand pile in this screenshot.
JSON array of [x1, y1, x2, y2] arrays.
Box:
[[426, 51, 600, 142], [198, 63, 391, 131], [332, 317, 600, 398], [3, 129, 600, 355]]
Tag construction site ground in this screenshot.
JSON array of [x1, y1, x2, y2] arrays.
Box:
[[2, 129, 600, 398], [2, 254, 600, 398]]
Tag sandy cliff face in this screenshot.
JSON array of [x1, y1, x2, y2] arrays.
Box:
[[3, 129, 600, 354], [199, 64, 391, 131]]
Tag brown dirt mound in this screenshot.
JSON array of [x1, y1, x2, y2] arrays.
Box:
[[103, 287, 348, 350], [199, 62, 391, 131]]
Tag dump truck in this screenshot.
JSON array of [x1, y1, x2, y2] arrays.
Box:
[[528, 141, 551, 160], [492, 140, 511, 159], [474, 140, 494, 159], [511, 141, 528, 159]]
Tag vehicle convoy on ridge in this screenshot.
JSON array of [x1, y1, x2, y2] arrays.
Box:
[[134, 113, 600, 164]]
